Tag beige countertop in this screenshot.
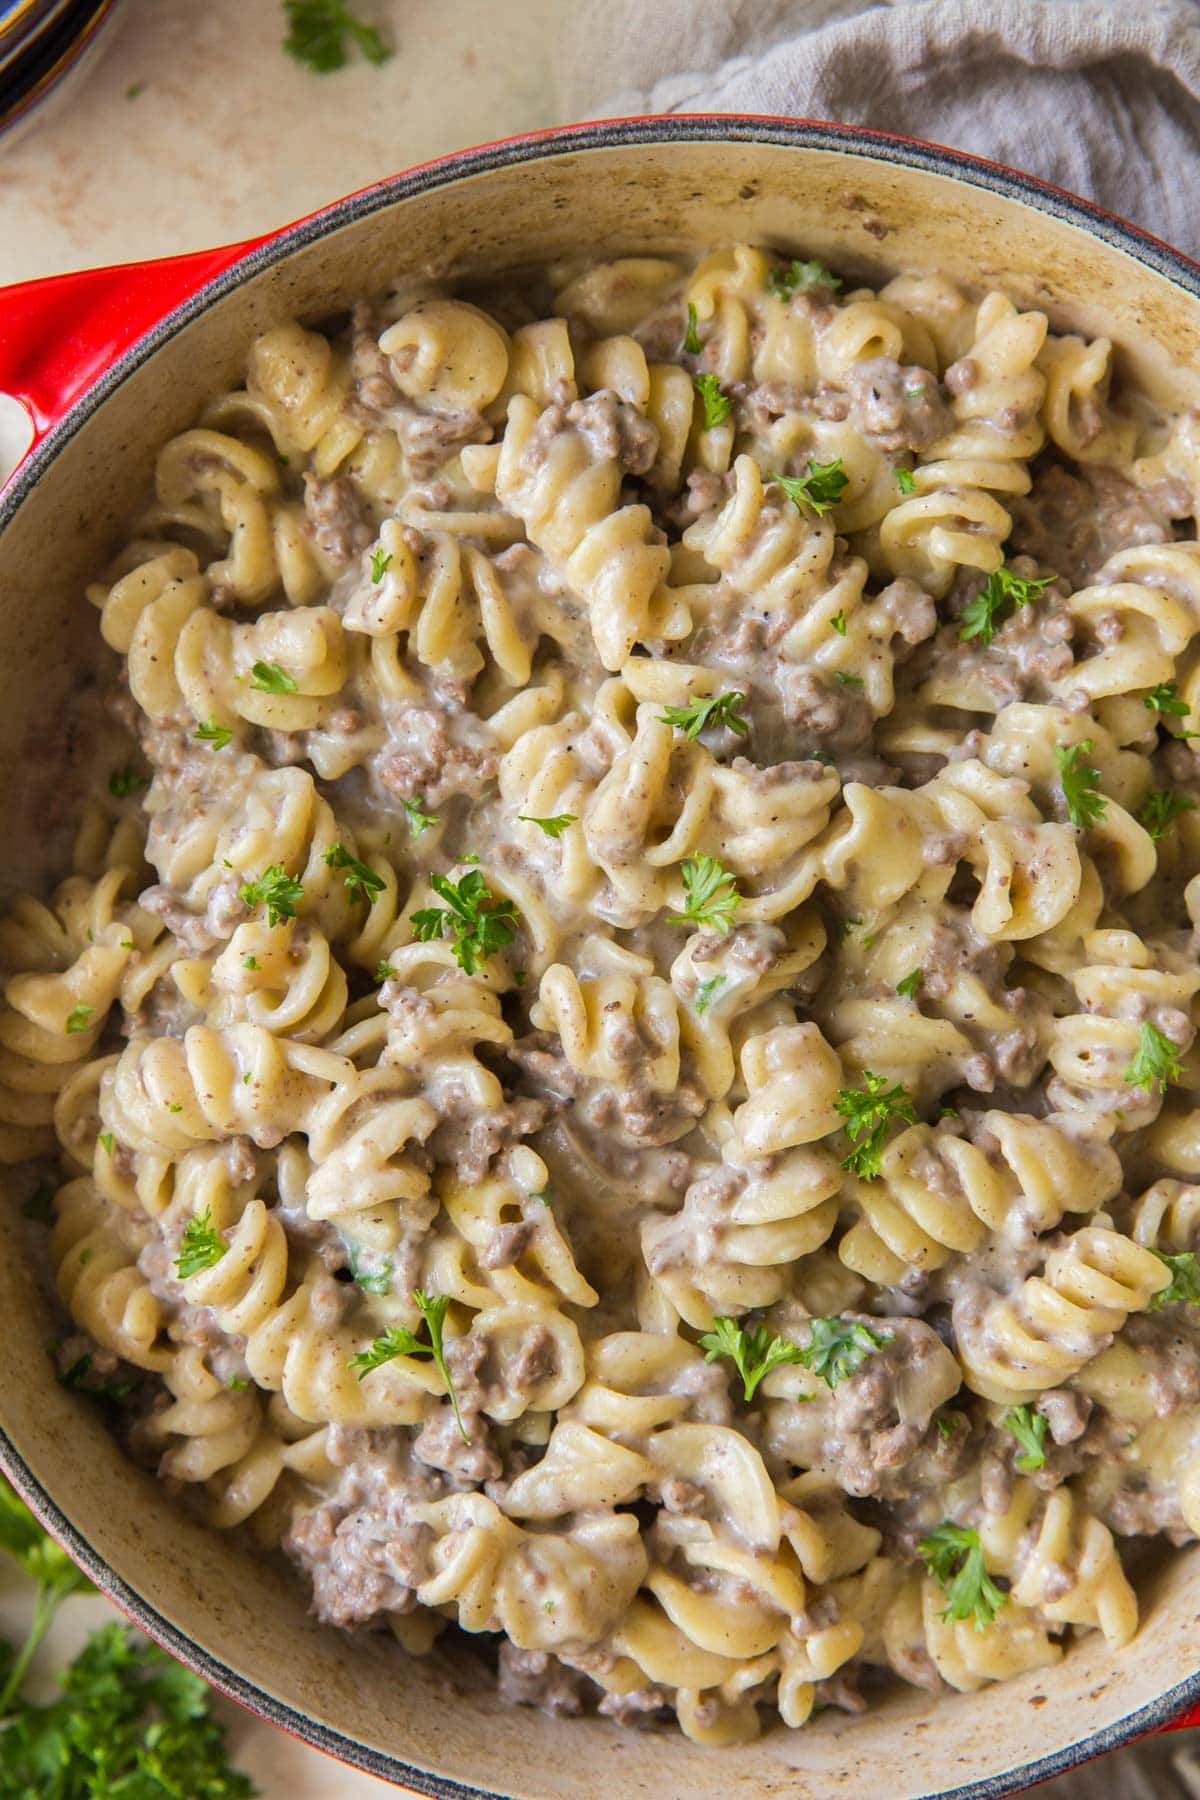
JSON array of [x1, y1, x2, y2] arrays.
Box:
[[0, 2, 559, 1792]]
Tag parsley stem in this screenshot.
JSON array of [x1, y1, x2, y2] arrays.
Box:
[[0, 1579, 60, 1715]]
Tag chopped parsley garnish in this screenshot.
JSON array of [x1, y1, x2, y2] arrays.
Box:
[[242, 955, 258, 971], [1122, 1020, 1184, 1094], [282, 0, 390, 72], [240, 864, 304, 927], [935, 1412, 959, 1440], [797, 1317, 893, 1389], [402, 795, 438, 836], [193, 718, 234, 750], [1055, 739, 1107, 829], [249, 660, 298, 694], [693, 373, 732, 429], [65, 1005, 93, 1035], [1138, 789, 1196, 842], [776, 458, 849, 518], [369, 546, 392, 583], [108, 766, 147, 798], [98, 1133, 114, 1157], [958, 566, 1053, 646], [835, 1071, 917, 1180], [896, 969, 922, 1000], [411, 868, 520, 975], [1149, 1250, 1200, 1310], [835, 670, 864, 688], [519, 813, 578, 837], [375, 960, 398, 983], [1002, 1404, 1048, 1472], [682, 303, 702, 355], [658, 690, 748, 740], [668, 855, 740, 935], [228, 1375, 250, 1391], [694, 975, 726, 1016], [698, 1315, 804, 1402], [1143, 681, 1198, 735], [895, 466, 917, 495], [830, 610, 847, 636], [323, 843, 385, 906], [175, 1206, 226, 1279], [918, 1522, 1007, 1629], [347, 1244, 392, 1296], [349, 1289, 467, 1440], [766, 258, 842, 300]]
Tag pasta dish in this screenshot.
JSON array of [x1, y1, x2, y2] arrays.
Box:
[[7, 244, 1200, 1745]]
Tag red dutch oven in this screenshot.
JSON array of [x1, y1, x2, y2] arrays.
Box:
[[1, 118, 1199, 1799]]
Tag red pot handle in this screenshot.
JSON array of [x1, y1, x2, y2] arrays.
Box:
[[0, 232, 276, 484], [1162, 1700, 1200, 1732]]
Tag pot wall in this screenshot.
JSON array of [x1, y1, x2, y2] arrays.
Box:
[[3, 123, 1200, 1798]]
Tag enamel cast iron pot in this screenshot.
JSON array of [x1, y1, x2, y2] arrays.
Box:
[[2, 116, 1200, 1800]]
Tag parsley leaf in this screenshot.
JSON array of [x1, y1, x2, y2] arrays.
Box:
[[1002, 1404, 1048, 1472], [175, 1207, 226, 1279], [835, 1070, 917, 1180], [282, 0, 390, 72], [797, 1317, 892, 1389], [896, 968, 922, 999], [698, 1315, 804, 1402], [835, 670, 864, 688], [249, 660, 298, 693], [1122, 1020, 1184, 1094], [693, 373, 732, 429], [369, 546, 392, 583], [830, 610, 847, 636], [918, 1522, 1007, 1629], [776, 458, 849, 517], [1055, 739, 1107, 829], [410, 868, 520, 975], [668, 855, 740, 935], [1150, 1250, 1200, 1310], [193, 718, 234, 750], [682, 302, 702, 355], [519, 813, 578, 838], [402, 795, 438, 837], [958, 566, 1053, 646], [65, 1005, 93, 1035], [1144, 680, 1198, 735], [1138, 788, 1196, 841], [0, 1479, 92, 1597], [323, 842, 385, 906], [349, 1289, 467, 1440], [108, 766, 147, 798], [98, 1133, 114, 1157], [895, 466, 917, 495], [694, 975, 726, 1016], [240, 864, 304, 927], [347, 1243, 392, 1296], [658, 690, 749, 740], [766, 258, 842, 300]]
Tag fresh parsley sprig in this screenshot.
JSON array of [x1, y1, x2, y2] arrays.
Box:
[[1138, 789, 1196, 842], [175, 1206, 226, 1279], [64, 1005, 93, 1035], [1122, 1020, 1184, 1094], [1055, 739, 1107, 829], [411, 868, 520, 975], [693, 373, 732, 429], [682, 303, 702, 355], [776, 458, 849, 518], [249, 660, 298, 694], [668, 855, 740, 935], [896, 969, 922, 1000], [369, 546, 392, 583], [658, 691, 748, 741], [1150, 1250, 1200, 1310], [240, 864, 304, 927], [323, 843, 385, 907], [958, 566, 1053, 646], [349, 1290, 467, 1440], [193, 718, 234, 751], [895, 466, 917, 495], [1144, 681, 1199, 737], [402, 795, 438, 837], [918, 1522, 1007, 1629], [797, 1317, 892, 1389], [519, 813, 578, 838], [766, 258, 842, 300], [835, 1071, 917, 1180], [1002, 1404, 1048, 1472], [698, 1315, 804, 1402], [282, 0, 390, 72]]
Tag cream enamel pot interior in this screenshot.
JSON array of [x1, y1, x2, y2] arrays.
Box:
[[2, 117, 1200, 1800]]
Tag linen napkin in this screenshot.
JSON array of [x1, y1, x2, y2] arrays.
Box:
[[555, 0, 1200, 258]]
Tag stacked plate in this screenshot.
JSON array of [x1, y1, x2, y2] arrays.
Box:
[[0, 0, 119, 142]]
